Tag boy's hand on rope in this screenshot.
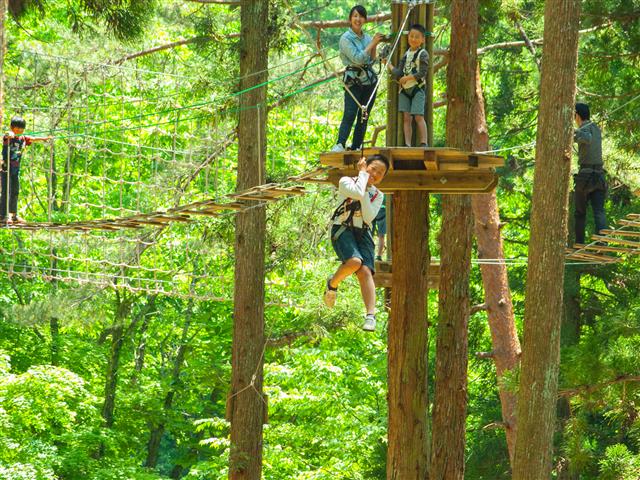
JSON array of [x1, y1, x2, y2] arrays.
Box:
[[357, 157, 367, 173]]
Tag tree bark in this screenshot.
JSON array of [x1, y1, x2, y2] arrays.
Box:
[[0, 0, 6, 129], [430, 0, 478, 478], [387, 191, 430, 479], [386, 3, 431, 479], [471, 66, 521, 463], [512, 0, 582, 478], [228, 1, 269, 479]]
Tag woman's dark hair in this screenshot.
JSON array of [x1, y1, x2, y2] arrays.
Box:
[[10, 116, 26, 129], [575, 103, 590, 121], [367, 154, 390, 174], [349, 5, 367, 20]]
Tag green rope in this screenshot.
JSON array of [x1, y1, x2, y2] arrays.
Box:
[[28, 55, 339, 138], [52, 76, 337, 140]]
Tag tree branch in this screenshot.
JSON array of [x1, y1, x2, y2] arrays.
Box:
[[559, 375, 640, 398], [299, 12, 391, 30], [185, 0, 240, 4], [471, 302, 488, 315]]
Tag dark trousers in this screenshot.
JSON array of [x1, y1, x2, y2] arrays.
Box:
[[337, 83, 377, 150], [0, 171, 20, 219], [574, 174, 607, 244]]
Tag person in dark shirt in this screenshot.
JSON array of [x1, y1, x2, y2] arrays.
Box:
[[573, 103, 607, 245], [1, 116, 51, 224]]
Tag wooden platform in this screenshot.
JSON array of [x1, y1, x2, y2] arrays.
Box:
[[320, 147, 504, 193], [374, 260, 440, 290]]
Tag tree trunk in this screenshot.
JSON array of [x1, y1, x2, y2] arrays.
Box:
[[0, 0, 6, 129], [386, 3, 431, 479], [430, 0, 478, 478], [512, 0, 582, 477], [146, 301, 193, 468], [228, 1, 269, 479], [387, 191, 430, 479], [471, 66, 521, 463], [101, 298, 131, 431]]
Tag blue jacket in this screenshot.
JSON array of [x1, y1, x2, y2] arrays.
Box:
[[339, 29, 375, 85]]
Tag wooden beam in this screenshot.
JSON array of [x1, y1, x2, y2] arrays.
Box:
[[327, 169, 498, 193], [592, 234, 640, 248], [599, 228, 640, 237]]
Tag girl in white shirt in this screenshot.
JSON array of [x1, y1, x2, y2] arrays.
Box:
[[324, 154, 389, 331]]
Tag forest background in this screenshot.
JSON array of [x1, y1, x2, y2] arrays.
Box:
[[0, 0, 639, 479]]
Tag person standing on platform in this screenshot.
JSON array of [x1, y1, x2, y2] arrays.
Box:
[[573, 102, 607, 245], [386, 23, 429, 147], [332, 5, 384, 153], [1, 116, 52, 224]]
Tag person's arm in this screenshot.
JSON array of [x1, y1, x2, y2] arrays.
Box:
[[24, 135, 52, 145], [338, 171, 369, 201], [366, 33, 384, 61], [388, 54, 406, 79], [574, 125, 592, 145], [361, 189, 384, 225], [414, 50, 429, 82], [340, 34, 371, 65], [340, 33, 383, 65]]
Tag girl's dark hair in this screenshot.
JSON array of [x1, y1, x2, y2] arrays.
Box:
[[366, 154, 390, 173], [10, 116, 26, 129], [349, 5, 367, 20]]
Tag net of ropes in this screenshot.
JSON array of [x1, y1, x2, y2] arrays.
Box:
[[0, 48, 379, 300]]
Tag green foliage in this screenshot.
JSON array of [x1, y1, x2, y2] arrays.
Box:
[[0, 0, 638, 479]]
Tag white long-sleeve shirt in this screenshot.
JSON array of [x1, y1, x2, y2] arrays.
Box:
[[332, 171, 384, 228]]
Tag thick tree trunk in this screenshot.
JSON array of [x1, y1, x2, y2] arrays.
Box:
[[512, 0, 582, 478], [386, 3, 431, 479], [387, 191, 430, 479], [146, 302, 193, 468], [430, 0, 478, 478], [471, 67, 521, 463], [0, 0, 6, 129], [228, 1, 269, 479]]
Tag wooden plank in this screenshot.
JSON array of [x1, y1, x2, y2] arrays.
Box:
[[592, 234, 640, 248], [583, 244, 638, 254], [423, 149, 438, 171], [327, 170, 498, 193], [320, 147, 503, 171], [599, 229, 640, 238], [617, 219, 640, 228], [567, 250, 619, 263]]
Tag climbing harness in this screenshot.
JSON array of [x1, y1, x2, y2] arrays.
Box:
[[399, 48, 427, 100]]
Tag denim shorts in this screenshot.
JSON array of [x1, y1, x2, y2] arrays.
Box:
[[331, 225, 376, 273], [399, 87, 426, 116]]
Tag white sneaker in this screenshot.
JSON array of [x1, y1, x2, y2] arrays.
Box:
[[323, 278, 337, 308], [362, 314, 376, 332], [331, 143, 345, 152]]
